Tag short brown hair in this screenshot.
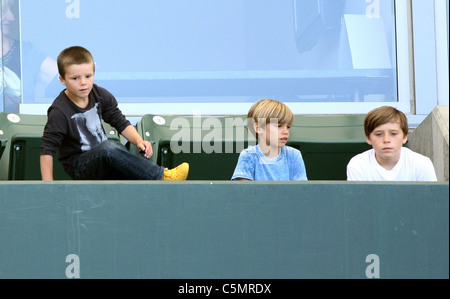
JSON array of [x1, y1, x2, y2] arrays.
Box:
[[364, 106, 409, 137], [57, 46, 95, 79], [247, 99, 294, 138]]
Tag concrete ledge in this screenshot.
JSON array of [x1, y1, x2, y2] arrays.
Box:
[[408, 106, 449, 181], [0, 181, 448, 279]]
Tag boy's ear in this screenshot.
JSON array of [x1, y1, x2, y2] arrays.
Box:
[[402, 134, 408, 145], [59, 75, 66, 86], [254, 122, 262, 134], [366, 136, 372, 145]]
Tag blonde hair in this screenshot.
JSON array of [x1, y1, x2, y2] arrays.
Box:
[[57, 46, 95, 79], [247, 99, 294, 138], [364, 106, 409, 137]]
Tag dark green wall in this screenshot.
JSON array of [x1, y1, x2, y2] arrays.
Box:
[[0, 181, 448, 279]]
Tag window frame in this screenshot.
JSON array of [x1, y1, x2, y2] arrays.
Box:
[[15, 0, 448, 127], [114, 0, 413, 116]]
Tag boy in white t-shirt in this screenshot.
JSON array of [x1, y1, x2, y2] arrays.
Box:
[[347, 106, 437, 181]]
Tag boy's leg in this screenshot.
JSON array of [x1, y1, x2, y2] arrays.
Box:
[[70, 140, 164, 180]]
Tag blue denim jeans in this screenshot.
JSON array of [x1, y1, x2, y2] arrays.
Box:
[[69, 140, 164, 180]]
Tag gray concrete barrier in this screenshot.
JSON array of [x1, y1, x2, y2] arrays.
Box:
[[0, 181, 448, 279]]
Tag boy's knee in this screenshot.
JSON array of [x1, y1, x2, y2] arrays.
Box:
[[101, 140, 125, 154]]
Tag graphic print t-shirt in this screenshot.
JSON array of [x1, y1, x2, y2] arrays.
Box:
[[41, 84, 131, 173], [71, 103, 108, 152]]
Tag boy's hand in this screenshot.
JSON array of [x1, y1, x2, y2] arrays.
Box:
[[120, 125, 154, 158], [138, 140, 154, 159]]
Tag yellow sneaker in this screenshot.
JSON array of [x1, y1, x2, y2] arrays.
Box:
[[162, 162, 189, 180]]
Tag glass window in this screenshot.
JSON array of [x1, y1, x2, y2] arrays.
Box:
[[5, 0, 401, 114], [1, 0, 23, 113]]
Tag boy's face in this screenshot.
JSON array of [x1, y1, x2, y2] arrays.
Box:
[[256, 121, 290, 149], [366, 121, 407, 162], [59, 63, 95, 102]]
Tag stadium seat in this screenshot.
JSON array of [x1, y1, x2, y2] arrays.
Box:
[[0, 112, 120, 180], [136, 113, 371, 181], [0, 139, 6, 160], [287, 114, 371, 180], [135, 114, 256, 180]]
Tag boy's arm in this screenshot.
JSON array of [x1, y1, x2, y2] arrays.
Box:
[[231, 150, 255, 181], [346, 159, 366, 181], [120, 125, 153, 159], [40, 155, 54, 181], [418, 157, 438, 181], [293, 150, 308, 181]]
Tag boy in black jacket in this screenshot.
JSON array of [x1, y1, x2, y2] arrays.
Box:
[[40, 46, 188, 180]]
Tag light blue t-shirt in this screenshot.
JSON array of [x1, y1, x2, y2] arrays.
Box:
[[231, 145, 308, 181]]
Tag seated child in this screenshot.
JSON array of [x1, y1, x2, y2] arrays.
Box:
[[347, 106, 437, 181], [231, 99, 308, 181], [40, 46, 189, 180]]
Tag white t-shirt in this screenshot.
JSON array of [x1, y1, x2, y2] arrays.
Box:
[[347, 147, 437, 181]]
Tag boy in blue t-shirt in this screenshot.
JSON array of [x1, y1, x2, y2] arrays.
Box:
[[231, 99, 308, 181]]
